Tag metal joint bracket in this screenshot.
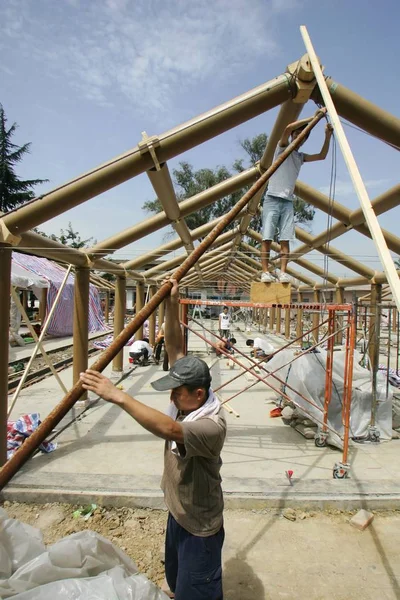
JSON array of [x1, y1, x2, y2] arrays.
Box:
[[138, 131, 161, 171], [0, 219, 21, 245]]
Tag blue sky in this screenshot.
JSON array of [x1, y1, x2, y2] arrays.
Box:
[[1, 0, 399, 281]]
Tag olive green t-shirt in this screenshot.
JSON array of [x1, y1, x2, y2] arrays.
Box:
[[161, 408, 227, 537]]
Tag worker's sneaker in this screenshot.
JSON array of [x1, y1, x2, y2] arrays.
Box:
[[261, 272, 275, 283], [279, 272, 291, 283]]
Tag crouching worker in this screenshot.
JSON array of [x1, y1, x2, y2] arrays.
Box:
[[215, 337, 237, 357], [80, 278, 226, 600], [246, 337, 275, 361], [129, 337, 153, 365]]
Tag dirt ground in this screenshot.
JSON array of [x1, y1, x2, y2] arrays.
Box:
[[3, 502, 400, 599]]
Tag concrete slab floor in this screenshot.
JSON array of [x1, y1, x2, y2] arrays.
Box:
[[4, 321, 400, 509]]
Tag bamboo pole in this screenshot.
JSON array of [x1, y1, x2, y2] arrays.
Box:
[[10, 288, 68, 400], [0, 245, 11, 465], [73, 267, 90, 396], [0, 109, 326, 489], [301, 25, 400, 313], [112, 276, 126, 372]]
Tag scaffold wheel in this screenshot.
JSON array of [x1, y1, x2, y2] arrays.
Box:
[[333, 466, 348, 479], [314, 435, 327, 448]]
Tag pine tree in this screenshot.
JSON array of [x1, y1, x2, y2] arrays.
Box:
[[0, 104, 48, 213]]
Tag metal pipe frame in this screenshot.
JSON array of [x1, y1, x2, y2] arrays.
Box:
[[185, 315, 352, 450]]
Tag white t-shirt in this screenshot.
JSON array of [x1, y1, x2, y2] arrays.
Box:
[[130, 340, 153, 357], [253, 337, 274, 354], [267, 145, 304, 201], [219, 312, 230, 330]]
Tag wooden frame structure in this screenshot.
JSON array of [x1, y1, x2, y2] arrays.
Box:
[[1, 27, 399, 478]]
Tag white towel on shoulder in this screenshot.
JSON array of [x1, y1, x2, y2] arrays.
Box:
[[166, 388, 221, 452]]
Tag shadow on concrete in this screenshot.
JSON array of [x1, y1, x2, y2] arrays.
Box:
[[223, 556, 265, 600], [352, 471, 400, 598]]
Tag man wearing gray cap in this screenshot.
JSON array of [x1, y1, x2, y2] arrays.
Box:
[[80, 279, 226, 600]]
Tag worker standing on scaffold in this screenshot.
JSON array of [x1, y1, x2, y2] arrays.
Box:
[[261, 112, 333, 283]]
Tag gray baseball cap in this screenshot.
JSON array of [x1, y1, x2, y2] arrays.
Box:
[[151, 356, 211, 391]]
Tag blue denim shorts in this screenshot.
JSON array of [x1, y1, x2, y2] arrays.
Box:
[[262, 195, 295, 241]]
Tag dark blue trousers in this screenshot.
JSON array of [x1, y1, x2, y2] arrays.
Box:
[[165, 513, 224, 600]]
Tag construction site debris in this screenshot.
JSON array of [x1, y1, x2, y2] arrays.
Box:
[[350, 509, 374, 531], [0, 507, 168, 599], [282, 508, 296, 521]]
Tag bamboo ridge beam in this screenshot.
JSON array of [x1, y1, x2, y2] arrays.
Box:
[[0, 110, 327, 489], [2, 75, 290, 237], [311, 78, 400, 150]]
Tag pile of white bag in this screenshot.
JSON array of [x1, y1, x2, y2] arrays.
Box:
[[0, 508, 168, 599]]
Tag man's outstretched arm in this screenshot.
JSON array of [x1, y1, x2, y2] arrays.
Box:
[[304, 123, 334, 162], [165, 278, 184, 366], [80, 370, 184, 442]]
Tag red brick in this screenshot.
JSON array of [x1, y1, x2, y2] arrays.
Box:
[[350, 509, 374, 531]]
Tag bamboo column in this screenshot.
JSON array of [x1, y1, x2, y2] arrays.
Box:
[[0, 245, 11, 466], [112, 275, 126, 372], [158, 300, 165, 329], [149, 286, 157, 346], [269, 306, 276, 332], [285, 307, 291, 339], [73, 267, 90, 398], [368, 283, 382, 371], [105, 290, 110, 324], [296, 292, 303, 340], [39, 288, 47, 323], [335, 287, 344, 345], [135, 282, 144, 340], [276, 306, 282, 335], [312, 290, 320, 343]]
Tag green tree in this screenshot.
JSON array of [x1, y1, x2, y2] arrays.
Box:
[[0, 104, 48, 212], [142, 133, 315, 235], [49, 222, 96, 248]]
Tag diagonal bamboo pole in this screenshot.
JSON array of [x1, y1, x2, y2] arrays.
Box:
[[0, 109, 326, 490], [7, 266, 72, 417], [9, 288, 68, 411]]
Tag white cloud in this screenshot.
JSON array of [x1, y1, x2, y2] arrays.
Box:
[[0, 0, 299, 113], [319, 178, 392, 197]]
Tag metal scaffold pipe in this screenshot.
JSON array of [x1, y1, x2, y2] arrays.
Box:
[[0, 108, 326, 490]]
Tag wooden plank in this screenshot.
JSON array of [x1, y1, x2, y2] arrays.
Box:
[[300, 25, 400, 314], [250, 282, 291, 304]]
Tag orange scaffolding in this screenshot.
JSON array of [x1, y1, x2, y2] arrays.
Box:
[[180, 298, 356, 479]]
